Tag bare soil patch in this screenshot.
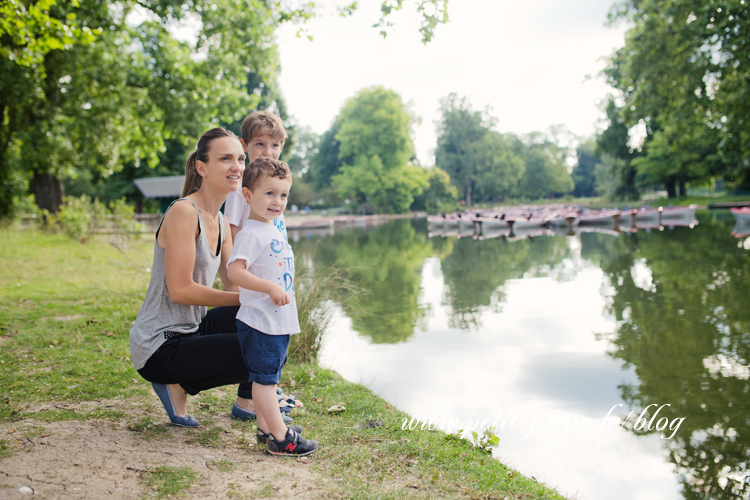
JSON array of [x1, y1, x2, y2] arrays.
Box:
[[0, 399, 326, 499]]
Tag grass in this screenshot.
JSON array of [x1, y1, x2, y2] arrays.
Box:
[[144, 466, 197, 498], [0, 226, 567, 499]]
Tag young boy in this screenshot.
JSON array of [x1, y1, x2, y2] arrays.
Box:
[[225, 110, 288, 242], [226, 157, 318, 457]]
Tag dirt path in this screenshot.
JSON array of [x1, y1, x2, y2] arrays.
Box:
[[0, 399, 327, 499]]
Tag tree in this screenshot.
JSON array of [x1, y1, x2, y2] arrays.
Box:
[[434, 93, 493, 206], [326, 86, 428, 214], [335, 86, 415, 170], [572, 138, 600, 198], [604, 0, 750, 196], [517, 132, 573, 199], [473, 131, 525, 202], [596, 97, 639, 200], [411, 166, 457, 214], [1, 0, 282, 216]]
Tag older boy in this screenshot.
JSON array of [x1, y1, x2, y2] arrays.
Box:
[[227, 157, 318, 456], [225, 110, 288, 242]]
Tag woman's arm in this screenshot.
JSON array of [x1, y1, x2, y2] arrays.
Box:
[[161, 200, 239, 307], [227, 259, 290, 306]]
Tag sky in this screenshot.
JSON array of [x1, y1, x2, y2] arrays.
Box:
[[276, 0, 628, 166]]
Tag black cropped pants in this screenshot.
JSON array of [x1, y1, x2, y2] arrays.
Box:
[[137, 306, 253, 399]]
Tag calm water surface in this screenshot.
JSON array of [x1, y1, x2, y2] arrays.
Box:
[[290, 211, 750, 500]]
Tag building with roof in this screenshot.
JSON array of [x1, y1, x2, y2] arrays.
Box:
[[132, 176, 184, 212]]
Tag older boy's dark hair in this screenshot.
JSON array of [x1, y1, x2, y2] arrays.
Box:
[[241, 110, 287, 144], [242, 157, 292, 191]]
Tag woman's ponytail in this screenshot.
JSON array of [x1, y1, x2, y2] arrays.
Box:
[[181, 151, 202, 197]]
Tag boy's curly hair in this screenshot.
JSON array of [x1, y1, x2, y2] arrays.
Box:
[[242, 157, 291, 191]]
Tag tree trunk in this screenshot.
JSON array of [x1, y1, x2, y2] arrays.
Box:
[[465, 180, 472, 206], [678, 178, 686, 197], [665, 177, 676, 199], [32, 172, 64, 214]]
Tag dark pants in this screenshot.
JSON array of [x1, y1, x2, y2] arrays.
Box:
[[137, 306, 253, 399]]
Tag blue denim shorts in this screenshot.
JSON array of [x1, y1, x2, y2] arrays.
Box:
[[236, 320, 290, 386]]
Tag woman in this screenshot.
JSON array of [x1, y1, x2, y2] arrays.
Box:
[[129, 127, 293, 426]]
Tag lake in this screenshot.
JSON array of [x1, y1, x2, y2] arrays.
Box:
[[289, 210, 750, 500]]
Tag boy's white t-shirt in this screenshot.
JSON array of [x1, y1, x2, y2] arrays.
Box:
[[225, 189, 288, 241], [228, 219, 300, 335]]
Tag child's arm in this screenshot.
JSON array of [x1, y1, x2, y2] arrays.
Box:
[[218, 217, 239, 292], [227, 259, 290, 306]]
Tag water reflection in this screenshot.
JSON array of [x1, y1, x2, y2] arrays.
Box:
[[587, 221, 750, 499], [295, 219, 432, 343], [296, 210, 748, 499]]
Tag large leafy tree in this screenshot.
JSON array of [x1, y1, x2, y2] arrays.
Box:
[[517, 132, 573, 199], [434, 93, 492, 206], [604, 0, 750, 196], [329, 86, 429, 214], [595, 97, 640, 200], [572, 137, 599, 198], [1, 0, 284, 216]]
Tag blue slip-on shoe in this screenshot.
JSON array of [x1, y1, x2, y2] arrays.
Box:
[[231, 403, 293, 424], [151, 383, 200, 427]]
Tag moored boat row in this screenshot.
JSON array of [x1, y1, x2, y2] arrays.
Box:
[[731, 207, 750, 226], [428, 204, 699, 234]]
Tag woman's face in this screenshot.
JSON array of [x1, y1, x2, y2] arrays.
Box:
[[198, 137, 245, 193]]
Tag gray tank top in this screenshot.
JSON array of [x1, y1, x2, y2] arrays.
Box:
[[129, 198, 225, 370]]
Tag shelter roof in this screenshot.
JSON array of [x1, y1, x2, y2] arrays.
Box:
[[133, 176, 184, 199]]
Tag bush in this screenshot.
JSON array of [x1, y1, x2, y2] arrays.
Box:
[[289, 259, 361, 362], [57, 195, 94, 241]]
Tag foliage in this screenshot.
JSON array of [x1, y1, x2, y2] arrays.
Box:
[[518, 132, 573, 199], [603, 0, 750, 197], [334, 156, 430, 214], [572, 138, 599, 198], [435, 94, 573, 204], [336, 86, 415, 171], [435, 93, 493, 205], [1, 1, 450, 220], [595, 97, 640, 200], [321, 86, 428, 214], [34, 194, 142, 243], [375, 0, 449, 43], [411, 166, 458, 214], [468, 426, 500, 455], [0, 0, 99, 68], [56, 195, 93, 241]]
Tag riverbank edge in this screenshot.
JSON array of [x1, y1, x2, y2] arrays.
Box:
[[278, 361, 569, 499]]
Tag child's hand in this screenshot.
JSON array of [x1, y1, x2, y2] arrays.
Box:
[[268, 284, 290, 306]]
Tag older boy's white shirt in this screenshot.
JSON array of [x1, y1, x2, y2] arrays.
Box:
[[225, 188, 288, 241], [228, 219, 300, 335]]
